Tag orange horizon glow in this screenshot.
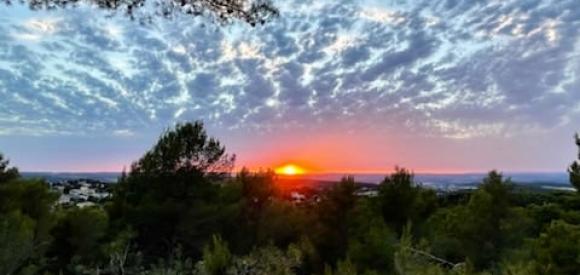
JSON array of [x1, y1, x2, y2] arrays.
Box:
[[238, 165, 524, 176]]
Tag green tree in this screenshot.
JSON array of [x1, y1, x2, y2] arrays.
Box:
[[347, 218, 395, 273], [255, 199, 308, 248], [321, 176, 359, 219], [394, 225, 446, 275], [0, 153, 19, 184], [569, 133, 580, 192], [477, 170, 512, 228], [109, 121, 236, 260], [324, 258, 358, 275], [103, 229, 138, 275], [378, 167, 437, 233], [314, 176, 359, 264], [202, 235, 231, 275], [0, 179, 58, 265], [427, 171, 513, 269], [533, 220, 580, 274], [127, 121, 235, 181], [347, 199, 396, 273], [500, 261, 538, 275], [0, 156, 58, 273], [0, 211, 36, 275], [226, 244, 302, 275], [238, 168, 277, 218], [46, 207, 109, 272]]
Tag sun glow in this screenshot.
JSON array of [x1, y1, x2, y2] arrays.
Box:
[[275, 164, 306, 176]]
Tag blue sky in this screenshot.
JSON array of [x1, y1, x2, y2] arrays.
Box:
[[0, 0, 579, 172]]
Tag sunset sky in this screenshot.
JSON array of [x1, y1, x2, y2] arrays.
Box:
[[0, 0, 579, 173]]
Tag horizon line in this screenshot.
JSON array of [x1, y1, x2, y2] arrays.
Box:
[[21, 169, 569, 175]]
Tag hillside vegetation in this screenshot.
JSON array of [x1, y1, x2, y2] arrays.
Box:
[[1, 122, 580, 274]]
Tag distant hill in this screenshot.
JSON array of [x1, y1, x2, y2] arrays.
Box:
[[22, 172, 121, 183], [21, 171, 573, 191], [299, 172, 571, 190]]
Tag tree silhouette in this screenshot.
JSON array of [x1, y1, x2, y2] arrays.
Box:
[[109, 121, 235, 259], [315, 176, 359, 263], [129, 121, 235, 180], [378, 167, 437, 234], [1, 0, 278, 25], [0, 153, 19, 184], [238, 168, 276, 215], [570, 133, 580, 192]]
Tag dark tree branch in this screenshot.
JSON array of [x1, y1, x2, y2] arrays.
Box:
[[403, 247, 458, 268], [1, 0, 279, 25], [570, 133, 580, 192]]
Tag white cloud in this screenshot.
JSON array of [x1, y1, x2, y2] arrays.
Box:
[[112, 129, 135, 137], [25, 18, 59, 33], [0, 0, 578, 140], [323, 34, 360, 54], [12, 17, 60, 41], [359, 8, 406, 25]]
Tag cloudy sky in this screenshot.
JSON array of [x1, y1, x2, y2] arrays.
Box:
[[0, 0, 579, 173]]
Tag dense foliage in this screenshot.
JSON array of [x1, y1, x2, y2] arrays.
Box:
[[1, 123, 580, 274]]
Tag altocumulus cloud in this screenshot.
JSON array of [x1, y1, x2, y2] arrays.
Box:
[[0, 0, 579, 139]]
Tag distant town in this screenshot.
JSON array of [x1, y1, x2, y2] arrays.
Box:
[[38, 172, 574, 208], [49, 179, 113, 208], [43, 176, 381, 208]]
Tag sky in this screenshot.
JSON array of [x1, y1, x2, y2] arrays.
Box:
[[0, 0, 579, 173]]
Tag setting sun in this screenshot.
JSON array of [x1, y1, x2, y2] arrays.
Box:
[[275, 164, 306, 176]]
